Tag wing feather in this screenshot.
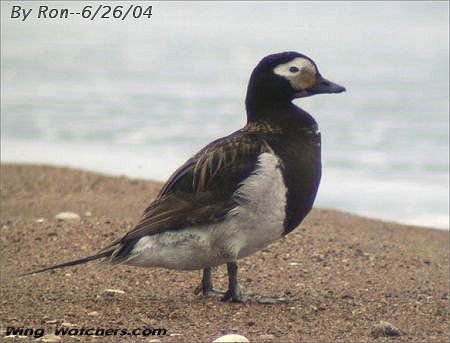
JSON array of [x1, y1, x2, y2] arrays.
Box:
[[105, 128, 271, 252]]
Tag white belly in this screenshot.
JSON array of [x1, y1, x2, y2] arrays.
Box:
[[126, 152, 287, 270]]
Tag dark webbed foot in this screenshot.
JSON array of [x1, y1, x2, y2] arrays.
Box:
[[195, 263, 296, 303], [221, 262, 294, 304], [222, 292, 291, 304], [220, 262, 245, 302], [194, 267, 226, 298], [248, 295, 292, 304]]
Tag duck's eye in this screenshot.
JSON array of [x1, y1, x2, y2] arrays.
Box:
[[289, 66, 300, 73]]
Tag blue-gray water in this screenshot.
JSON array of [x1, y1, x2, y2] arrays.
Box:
[[1, 1, 449, 229]]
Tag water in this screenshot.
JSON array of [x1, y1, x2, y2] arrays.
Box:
[[1, 1, 448, 229]]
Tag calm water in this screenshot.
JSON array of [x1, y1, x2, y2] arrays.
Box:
[[1, 1, 449, 229]]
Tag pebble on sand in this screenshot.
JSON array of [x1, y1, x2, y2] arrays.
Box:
[[213, 334, 250, 343], [103, 288, 125, 295], [61, 322, 76, 327], [54, 212, 80, 222], [38, 334, 61, 342], [371, 321, 401, 338], [44, 319, 58, 324], [259, 334, 275, 341]]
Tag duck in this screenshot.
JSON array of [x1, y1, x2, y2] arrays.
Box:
[[23, 51, 345, 303]]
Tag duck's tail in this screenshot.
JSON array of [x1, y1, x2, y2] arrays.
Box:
[[19, 250, 113, 277]]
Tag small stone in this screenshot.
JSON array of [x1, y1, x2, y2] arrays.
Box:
[[87, 311, 99, 316], [147, 339, 162, 343], [103, 288, 125, 295], [44, 319, 58, 324], [213, 334, 250, 342], [55, 212, 80, 222], [289, 262, 300, 266], [36, 218, 45, 223], [259, 334, 275, 341], [355, 248, 370, 258], [39, 334, 61, 342], [4, 336, 28, 339], [371, 321, 401, 338], [313, 254, 325, 262], [341, 293, 354, 300]]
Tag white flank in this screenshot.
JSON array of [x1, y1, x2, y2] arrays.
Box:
[[127, 152, 287, 270], [226, 152, 287, 258]]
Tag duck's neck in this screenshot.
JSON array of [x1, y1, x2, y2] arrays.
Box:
[[245, 96, 317, 130]]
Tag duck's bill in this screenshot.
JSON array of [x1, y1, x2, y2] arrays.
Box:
[[294, 76, 346, 98]]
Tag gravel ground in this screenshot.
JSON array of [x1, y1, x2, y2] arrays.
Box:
[[1, 164, 448, 342]]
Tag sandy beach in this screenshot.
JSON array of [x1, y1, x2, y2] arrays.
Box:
[[1, 164, 448, 342]]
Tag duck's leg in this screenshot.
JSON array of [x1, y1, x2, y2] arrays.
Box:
[[222, 262, 291, 304], [222, 261, 246, 302], [194, 267, 226, 297]]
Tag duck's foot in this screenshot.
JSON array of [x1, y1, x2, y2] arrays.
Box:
[[249, 295, 292, 304], [194, 267, 226, 298], [221, 288, 250, 303], [201, 288, 227, 298], [221, 262, 294, 304], [221, 290, 291, 304], [195, 263, 295, 303]]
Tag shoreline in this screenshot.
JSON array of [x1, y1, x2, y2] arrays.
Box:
[[1, 163, 448, 342], [1, 161, 447, 231]]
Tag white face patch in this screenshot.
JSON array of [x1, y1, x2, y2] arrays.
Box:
[[273, 57, 318, 91]]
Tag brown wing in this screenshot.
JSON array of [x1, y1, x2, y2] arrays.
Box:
[[103, 129, 270, 255]]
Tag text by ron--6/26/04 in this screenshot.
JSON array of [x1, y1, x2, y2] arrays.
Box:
[[9, 4, 153, 21]]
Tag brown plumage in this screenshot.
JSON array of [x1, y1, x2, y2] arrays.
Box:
[[105, 124, 274, 261]]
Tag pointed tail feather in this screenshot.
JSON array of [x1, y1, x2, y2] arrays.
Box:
[[19, 251, 112, 277]]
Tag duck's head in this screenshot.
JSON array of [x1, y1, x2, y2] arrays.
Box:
[[246, 51, 345, 105]]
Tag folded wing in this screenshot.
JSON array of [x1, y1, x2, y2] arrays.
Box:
[[102, 129, 270, 262]]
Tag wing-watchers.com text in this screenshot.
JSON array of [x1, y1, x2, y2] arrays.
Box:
[[5, 326, 167, 339]]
